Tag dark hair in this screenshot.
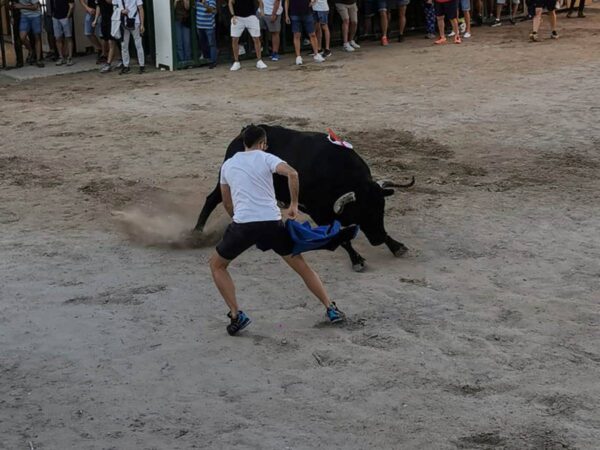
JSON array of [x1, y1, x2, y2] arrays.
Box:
[[242, 125, 267, 148]]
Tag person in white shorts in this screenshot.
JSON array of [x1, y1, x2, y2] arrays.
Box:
[[229, 0, 268, 70]]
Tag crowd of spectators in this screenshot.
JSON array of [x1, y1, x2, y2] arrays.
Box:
[[10, 0, 587, 72]]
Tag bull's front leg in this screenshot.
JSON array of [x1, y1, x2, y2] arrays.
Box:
[[385, 235, 408, 257], [341, 241, 366, 272], [193, 183, 222, 232]]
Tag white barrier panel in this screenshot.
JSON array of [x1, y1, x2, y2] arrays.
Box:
[[153, 0, 173, 70]]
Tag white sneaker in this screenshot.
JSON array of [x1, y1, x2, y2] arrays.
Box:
[[256, 59, 268, 69], [343, 42, 355, 52], [349, 40, 360, 49], [463, 31, 472, 38], [295, 56, 303, 65], [447, 30, 456, 37], [230, 61, 241, 71], [313, 53, 325, 63], [459, 22, 467, 33], [238, 45, 246, 56]]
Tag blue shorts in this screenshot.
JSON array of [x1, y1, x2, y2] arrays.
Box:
[[19, 15, 42, 34], [313, 10, 329, 24], [84, 12, 102, 36], [290, 14, 315, 34], [364, 0, 387, 15], [387, 0, 410, 8], [459, 0, 470, 10]]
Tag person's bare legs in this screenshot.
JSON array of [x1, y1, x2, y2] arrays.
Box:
[[464, 10, 471, 33], [548, 9, 557, 32], [323, 24, 330, 49], [293, 32, 301, 56], [341, 18, 349, 43], [282, 254, 332, 308], [19, 31, 32, 59], [272, 31, 280, 54], [232, 36, 240, 61], [315, 21, 322, 49], [379, 9, 388, 38], [398, 5, 407, 35], [437, 15, 446, 38], [532, 6, 543, 32], [252, 36, 262, 59], [308, 32, 320, 54], [451, 17, 459, 35], [349, 19, 357, 41], [210, 253, 240, 317]]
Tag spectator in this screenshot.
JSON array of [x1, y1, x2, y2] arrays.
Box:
[[229, 0, 268, 71], [117, 0, 146, 74], [196, 0, 218, 68], [259, 0, 282, 60], [434, 0, 461, 44], [174, 0, 192, 66], [312, 0, 330, 56], [285, 0, 324, 64], [13, 0, 44, 67], [458, 0, 471, 37], [423, 0, 436, 38], [365, 0, 389, 45], [529, 0, 557, 41], [43, 1, 59, 61], [51, 0, 75, 66], [96, 0, 121, 72], [79, 0, 104, 62], [334, 0, 359, 51], [491, 0, 519, 26], [388, 0, 410, 42], [566, 0, 585, 18]]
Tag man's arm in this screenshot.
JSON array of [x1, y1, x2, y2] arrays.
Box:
[[138, 4, 145, 33], [79, 0, 93, 14], [257, 0, 264, 16], [271, 0, 280, 21], [275, 162, 299, 219], [67, 0, 75, 18], [284, 0, 289, 23], [220, 184, 234, 218]]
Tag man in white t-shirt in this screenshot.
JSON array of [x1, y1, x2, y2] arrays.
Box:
[[209, 125, 345, 336], [115, 0, 145, 74]]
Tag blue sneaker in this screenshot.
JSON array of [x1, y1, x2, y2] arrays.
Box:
[[326, 302, 345, 323], [226, 311, 251, 336], [270, 53, 280, 61]]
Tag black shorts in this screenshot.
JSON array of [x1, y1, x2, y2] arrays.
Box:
[[435, 0, 458, 19], [100, 18, 117, 41], [534, 0, 555, 10], [216, 220, 294, 261]]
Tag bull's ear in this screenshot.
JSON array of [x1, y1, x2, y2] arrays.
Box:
[[382, 188, 395, 197]]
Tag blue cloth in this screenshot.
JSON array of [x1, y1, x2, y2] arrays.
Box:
[[285, 220, 358, 255]]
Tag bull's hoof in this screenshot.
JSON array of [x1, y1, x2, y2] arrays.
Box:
[[393, 244, 409, 257]]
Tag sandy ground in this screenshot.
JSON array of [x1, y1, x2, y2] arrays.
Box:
[[2, 8, 600, 449]]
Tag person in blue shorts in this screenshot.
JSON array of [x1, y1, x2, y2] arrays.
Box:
[[13, 0, 44, 67], [285, 0, 325, 64], [209, 125, 345, 336], [365, 0, 389, 45], [312, 0, 331, 56]]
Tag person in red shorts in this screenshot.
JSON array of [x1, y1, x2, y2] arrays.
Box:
[[434, 0, 461, 44]]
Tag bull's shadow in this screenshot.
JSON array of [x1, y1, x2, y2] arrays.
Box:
[[193, 125, 414, 271]]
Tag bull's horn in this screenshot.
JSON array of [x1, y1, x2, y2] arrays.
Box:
[[333, 192, 356, 214], [377, 177, 416, 189]]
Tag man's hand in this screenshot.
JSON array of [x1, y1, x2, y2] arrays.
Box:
[[286, 204, 299, 220], [231, 15, 238, 25], [121, 8, 129, 14], [270, 12, 276, 22], [285, 15, 290, 24], [140, 24, 145, 34], [86, 6, 95, 14]]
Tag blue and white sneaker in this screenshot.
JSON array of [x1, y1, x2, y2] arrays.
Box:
[[226, 311, 251, 336], [326, 302, 345, 323], [270, 52, 280, 61]]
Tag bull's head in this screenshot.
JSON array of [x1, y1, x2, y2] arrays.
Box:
[[332, 177, 414, 246]]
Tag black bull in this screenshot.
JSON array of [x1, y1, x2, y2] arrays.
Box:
[[193, 125, 414, 271]]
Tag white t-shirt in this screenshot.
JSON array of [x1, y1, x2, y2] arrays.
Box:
[[220, 150, 285, 224], [312, 0, 329, 12], [259, 0, 283, 15], [114, 0, 143, 25]]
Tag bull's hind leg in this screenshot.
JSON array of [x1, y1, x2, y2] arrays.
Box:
[[385, 235, 408, 257], [341, 241, 366, 272], [194, 183, 222, 232]]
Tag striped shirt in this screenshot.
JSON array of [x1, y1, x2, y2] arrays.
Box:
[[196, 0, 216, 29]]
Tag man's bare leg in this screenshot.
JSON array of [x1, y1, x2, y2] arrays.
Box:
[[232, 36, 240, 61], [210, 253, 240, 317], [282, 254, 332, 308]]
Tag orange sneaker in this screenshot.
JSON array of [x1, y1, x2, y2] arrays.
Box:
[[454, 35, 462, 44], [434, 37, 447, 45], [381, 36, 389, 46]]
